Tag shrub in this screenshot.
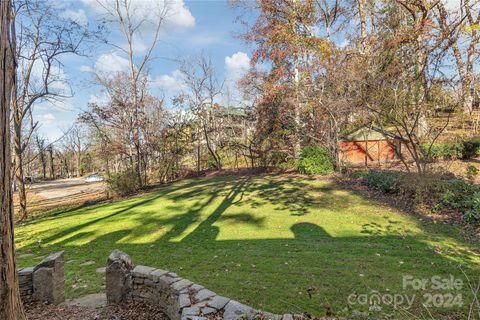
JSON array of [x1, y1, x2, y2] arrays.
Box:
[[463, 192, 480, 224], [420, 143, 464, 161], [440, 179, 479, 208], [462, 137, 480, 159], [106, 169, 141, 197], [466, 165, 479, 182], [340, 161, 352, 175], [397, 173, 444, 205], [297, 146, 334, 175], [363, 170, 401, 193], [277, 159, 297, 172], [349, 170, 367, 179], [359, 171, 480, 226]]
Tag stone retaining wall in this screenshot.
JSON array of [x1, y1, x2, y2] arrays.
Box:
[[106, 250, 294, 320], [19, 251, 65, 304]]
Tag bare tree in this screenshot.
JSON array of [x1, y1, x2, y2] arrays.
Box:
[[434, 0, 480, 114], [81, 74, 148, 176], [0, 0, 27, 318], [80, 72, 168, 184], [361, 1, 449, 174], [13, 0, 93, 219], [315, 0, 343, 41], [177, 54, 224, 170], [47, 144, 54, 179], [93, 0, 170, 186], [63, 124, 90, 177]]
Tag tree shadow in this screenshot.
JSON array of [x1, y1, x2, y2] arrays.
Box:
[[16, 174, 480, 319]]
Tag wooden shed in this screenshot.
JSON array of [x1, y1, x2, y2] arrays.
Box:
[[339, 125, 402, 165]]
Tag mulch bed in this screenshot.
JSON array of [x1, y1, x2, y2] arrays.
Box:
[[24, 301, 168, 320]]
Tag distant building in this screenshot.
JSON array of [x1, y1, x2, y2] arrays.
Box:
[[339, 125, 403, 165], [213, 105, 255, 142]]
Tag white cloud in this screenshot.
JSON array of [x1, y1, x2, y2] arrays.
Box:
[[88, 93, 110, 105], [120, 37, 149, 55], [167, 0, 195, 28], [225, 52, 250, 81], [224, 52, 252, 106], [442, 0, 461, 12], [79, 65, 93, 73], [40, 113, 56, 125], [153, 69, 185, 93], [27, 60, 70, 95], [441, 0, 479, 15], [37, 97, 74, 112], [28, 61, 73, 111], [94, 52, 130, 74], [62, 9, 88, 26], [81, 0, 194, 28]]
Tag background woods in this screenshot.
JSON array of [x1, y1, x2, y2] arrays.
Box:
[[4, 0, 480, 219]]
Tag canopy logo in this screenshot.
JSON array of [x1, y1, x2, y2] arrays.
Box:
[[347, 275, 465, 310]]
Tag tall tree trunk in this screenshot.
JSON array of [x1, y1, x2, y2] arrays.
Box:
[[292, 0, 301, 159], [293, 53, 301, 159], [202, 121, 221, 170], [196, 130, 201, 174], [48, 146, 54, 179], [13, 105, 26, 217], [12, 75, 27, 219], [462, 79, 474, 115], [357, 0, 368, 52], [41, 159, 46, 179], [76, 148, 81, 177], [1, 0, 27, 318], [436, 2, 478, 114], [14, 153, 27, 220]]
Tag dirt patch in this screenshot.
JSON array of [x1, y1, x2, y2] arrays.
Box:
[[14, 178, 107, 220], [63, 293, 107, 308], [25, 301, 167, 320]]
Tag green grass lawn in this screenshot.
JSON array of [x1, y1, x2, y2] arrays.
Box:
[[15, 174, 480, 319]]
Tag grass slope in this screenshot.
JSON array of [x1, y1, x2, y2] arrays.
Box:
[[15, 174, 480, 319]]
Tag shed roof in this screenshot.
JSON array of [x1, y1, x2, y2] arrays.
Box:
[[341, 124, 401, 141]]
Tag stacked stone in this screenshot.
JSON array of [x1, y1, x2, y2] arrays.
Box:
[[17, 251, 65, 305], [107, 250, 294, 320], [32, 250, 65, 304], [18, 267, 34, 299]]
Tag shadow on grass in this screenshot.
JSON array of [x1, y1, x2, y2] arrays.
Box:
[[17, 175, 480, 318]]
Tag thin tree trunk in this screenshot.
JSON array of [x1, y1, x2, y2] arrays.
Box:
[[14, 153, 27, 220], [357, 0, 368, 52], [291, 0, 301, 159], [1, 0, 27, 318], [196, 135, 201, 174], [12, 75, 27, 218], [48, 146, 54, 179], [41, 159, 46, 179], [76, 150, 81, 177], [203, 121, 221, 170]]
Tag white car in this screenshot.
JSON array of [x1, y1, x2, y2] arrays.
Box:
[[85, 174, 104, 183]]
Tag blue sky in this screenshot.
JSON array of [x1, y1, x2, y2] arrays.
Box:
[[32, 0, 472, 142], [34, 0, 255, 141]]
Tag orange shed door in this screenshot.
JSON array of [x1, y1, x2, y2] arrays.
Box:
[[340, 140, 395, 164]]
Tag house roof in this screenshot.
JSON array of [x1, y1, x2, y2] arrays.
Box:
[[213, 106, 248, 117]]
